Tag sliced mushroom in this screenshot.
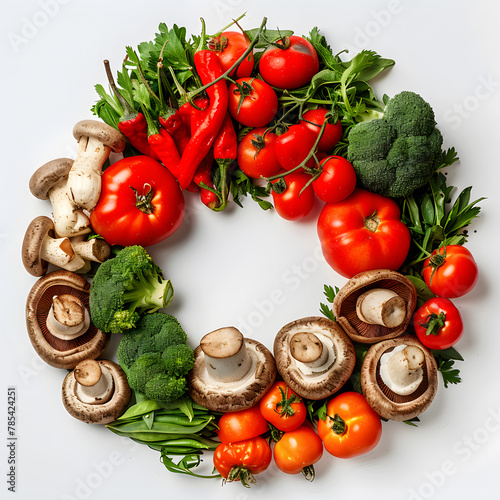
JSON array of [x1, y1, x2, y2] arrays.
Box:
[[360, 334, 439, 421], [188, 327, 276, 412], [332, 269, 417, 343], [29, 158, 91, 237], [69, 235, 111, 263], [25, 270, 110, 369], [62, 359, 131, 424], [273, 316, 356, 400], [67, 120, 126, 210], [22, 216, 86, 276]]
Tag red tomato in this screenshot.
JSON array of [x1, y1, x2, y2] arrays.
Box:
[[259, 381, 306, 432], [274, 124, 316, 171], [317, 188, 411, 278], [317, 392, 382, 459], [273, 425, 323, 477], [422, 245, 479, 298], [90, 156, 184, 247], [259, 36, 319, 89], [217, 406, 269, 444], [300, 107, 342, 152], [237, 127, 281, 178], [228, 77, 278, 127], [312, 156, 357, 203], [413, 297, 464, 350], [271, 171, 316, 221], [208, 31, 254, 78], [213, 437, 272, 486]]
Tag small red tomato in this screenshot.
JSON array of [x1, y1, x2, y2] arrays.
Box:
[[312, 156, 357, 203], [300, 107, 343, 152], [274, 124, 316, 171], [271, 171, 316, 221], [317, 392, 382, 459], [228, 77, 278, 127], [237, 127, 281, 178], [413, 297, 464, 350], [218, 405, 269, 444], [259, 36, 319, 89], [259, 381, 306, 432], [422, 245, 479, 298], [208, 31, 254, 78], [273, 425, 323, 479]]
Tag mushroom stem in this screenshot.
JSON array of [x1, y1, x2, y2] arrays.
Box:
[[46, 294, 91, 340], [379, 345, 425, 396], [356, 288, 406, 328], [70, 235, 111, 263], [290, 332, 327, 367], [40, 233, 86, 271], [67, 135, 110, 210], [200, 327, 252, 382], [74, 360, 114, 405]]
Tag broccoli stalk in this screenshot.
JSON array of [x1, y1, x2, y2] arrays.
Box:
[[89, 245, 174, 334]]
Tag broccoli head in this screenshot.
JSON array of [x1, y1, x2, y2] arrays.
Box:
[[89, 245, 174, 334], [117, 312, 194, 403], [347, 91, 444, 198]]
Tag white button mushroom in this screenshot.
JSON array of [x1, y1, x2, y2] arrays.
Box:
[[29, 158, 91, 238], [188, 327, 276, 412], [22, 216, 86, 276], [67, 120, 126, 210], [379, 344, 424, 396]]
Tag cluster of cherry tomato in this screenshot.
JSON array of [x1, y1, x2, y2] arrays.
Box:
[[213, 381, 382, 485], [413, 245, 479, 350]]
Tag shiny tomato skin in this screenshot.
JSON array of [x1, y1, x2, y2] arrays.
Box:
[[274, 124, 316, 171], [259, 36, 319, 89], [259, 381, 306, 432], [312, 156, 357, 203], [300, 107, 342, 152], [237, 127, 281, 178], [422, 245, 479, 298], [413, 297, 464, 350], [317, 392, 382, 459], [213, 437, 272, 479], [273, 425, 323, 475], [317, 188, 411, 278], [228, 77, 278, 127], [217, 406, 269, 444], [209, 31, 254, 78], [271, 171, 316, 221], [90, 156, 184, 247]]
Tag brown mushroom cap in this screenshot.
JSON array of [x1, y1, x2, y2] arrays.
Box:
[[360, 334, 439, 421], [29, 158, 73, 200], [188, 332, 276, 413], [62, 360, 131, 424], [332, 269, 417, 343], [25, 270, 110, 369], [73, 120, 126, 153], [273, 316, 356, 400]]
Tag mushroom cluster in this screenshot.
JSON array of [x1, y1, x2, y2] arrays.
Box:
[[22, 119, 124, 277]]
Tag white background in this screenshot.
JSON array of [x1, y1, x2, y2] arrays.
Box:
[[1, 0, 499, 499]]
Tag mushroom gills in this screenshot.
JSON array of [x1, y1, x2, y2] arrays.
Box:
[[356, 288, 406, 328], [290, 332, 336, 375], [379, 345, 425, 396], [74, 360, 114, 405], [46, 294, 91, 340]]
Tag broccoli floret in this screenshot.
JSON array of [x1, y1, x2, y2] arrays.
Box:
[[89, 245, 174, 334], [116, 312, 194, 403], [347, 91, 444, 198]]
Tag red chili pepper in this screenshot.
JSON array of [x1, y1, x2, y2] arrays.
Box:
[[159, 107, 190, 155], [103, 60, 161, 161], [193, 150, 220, 210], [176, 51, 228, 190]]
